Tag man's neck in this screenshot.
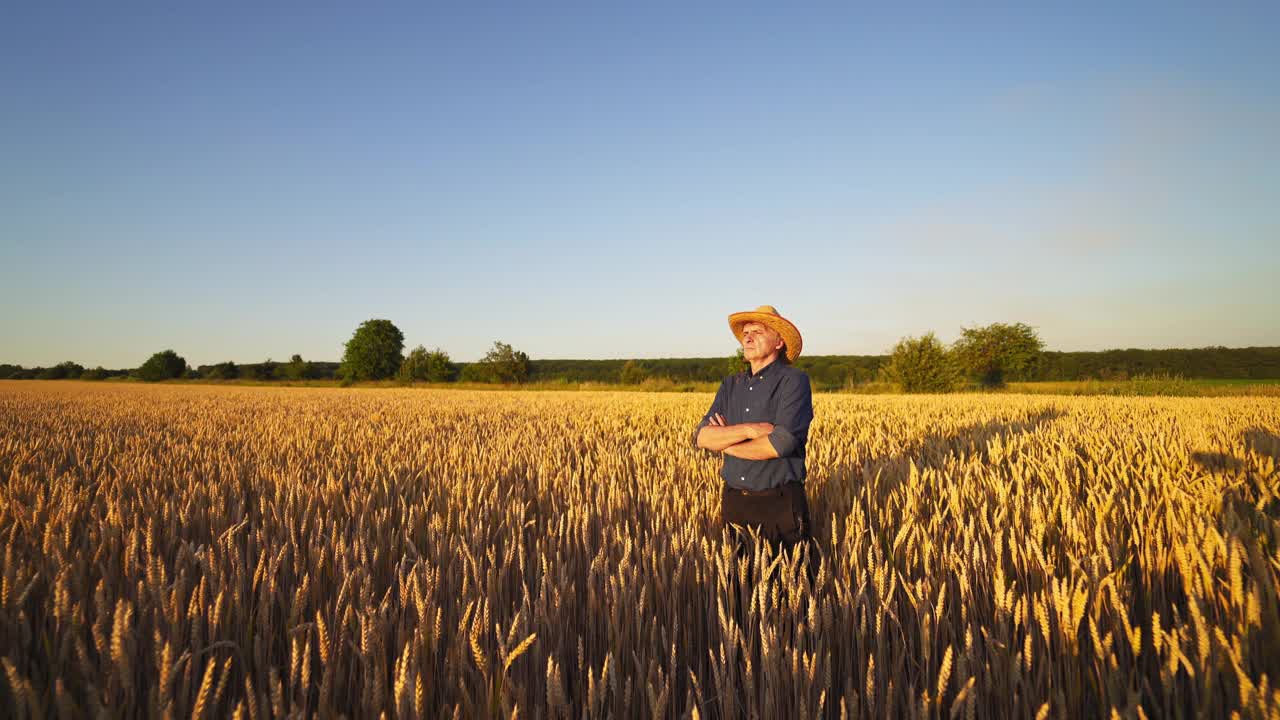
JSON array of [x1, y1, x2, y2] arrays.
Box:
[[749, 354, 779, 376]]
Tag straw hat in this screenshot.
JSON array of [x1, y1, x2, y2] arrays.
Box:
[[728, 305, 803, 363]]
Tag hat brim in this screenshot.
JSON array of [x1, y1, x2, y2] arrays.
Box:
[[728, 312, 803, 363]]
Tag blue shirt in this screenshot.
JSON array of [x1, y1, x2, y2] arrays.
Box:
[[692, 358, 814, 491]]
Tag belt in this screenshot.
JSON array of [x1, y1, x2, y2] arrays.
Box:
[[725, 481, 801, 497]]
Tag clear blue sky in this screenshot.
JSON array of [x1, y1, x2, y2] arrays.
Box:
[[3, 2, 1277, 367]]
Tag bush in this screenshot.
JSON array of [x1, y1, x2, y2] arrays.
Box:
[[340, 320, 405, 381], [398, 347, 426, 385], [399, 346, 457, 384], [137, 350, 188, 382], [282, 354, 314, 381], [881, 333, 959, 393], [80, 367, 108, 381], [205, 362, 239, 380], [38, 361, 84, 380], [246, 359, 278, 381], [424, 349, 458, 382], [458, 363, 491, 383]]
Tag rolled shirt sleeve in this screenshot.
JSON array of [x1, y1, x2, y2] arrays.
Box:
[[766, 372, 812, 458], [692, 378, 730, 449]]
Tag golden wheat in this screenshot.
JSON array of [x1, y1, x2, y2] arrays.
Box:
[[0, 381, 1277, 718]]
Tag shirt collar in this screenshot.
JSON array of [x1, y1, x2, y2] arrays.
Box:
[[749, 356, 782, 380]]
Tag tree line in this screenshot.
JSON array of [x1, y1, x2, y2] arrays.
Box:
[[3, 318, 1278, 387], [0, 320, 533, 386]]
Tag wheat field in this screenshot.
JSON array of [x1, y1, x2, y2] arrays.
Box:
[[0, 381, 1277, 719]]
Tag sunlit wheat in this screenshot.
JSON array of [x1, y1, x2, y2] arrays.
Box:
[[0, 381, 1277, 718]]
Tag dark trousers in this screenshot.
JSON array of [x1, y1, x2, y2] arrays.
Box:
[[720, 482, 816, 623], [720, 481, 811, 549]]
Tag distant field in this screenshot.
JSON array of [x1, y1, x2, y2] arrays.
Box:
[[1008, 378, 1280, 397], [1, 382, 1277, 718]]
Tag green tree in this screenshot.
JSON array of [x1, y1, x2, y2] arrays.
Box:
[[206, 362, 239, 380], [881, 333, 960, 393], [283, 354, 313, 381], [478, 341, 530, 384], [722, 348, 747, 377], [137, 350, 188, 382], [951, 322, 1045, 388], [340, 319, 405, 381], [619, 360, 648, 385]]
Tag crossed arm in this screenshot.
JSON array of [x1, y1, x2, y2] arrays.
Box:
[[695, 413, 781, 460]]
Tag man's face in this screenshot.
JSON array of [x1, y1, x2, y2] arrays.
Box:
[[740, 322, 783, 363]]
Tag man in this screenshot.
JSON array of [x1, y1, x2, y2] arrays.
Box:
[[693, 305, 814, 549]]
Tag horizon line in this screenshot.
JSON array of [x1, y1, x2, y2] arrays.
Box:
[[7, 343, 1279, 371]]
